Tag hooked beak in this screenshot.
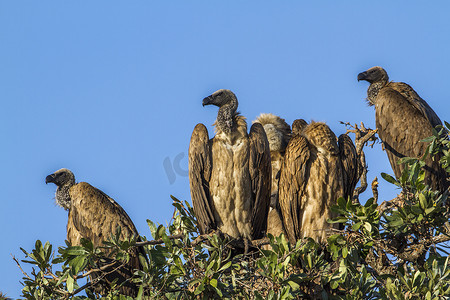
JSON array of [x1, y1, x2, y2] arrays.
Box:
[[202, 95, 213, 106], [45, 174, 55, 184], [357, 71, 368, 82]]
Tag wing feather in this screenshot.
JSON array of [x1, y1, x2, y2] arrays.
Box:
[[376, 87, 448, 191], [338, 134, 360, 200], [248, 123, 272, 239], [188, 123, 216, 234], [68, 182, 143, 296], [390, 82, 442, 128], [68, 182, 139, 246], [278, 135, 311, 244]]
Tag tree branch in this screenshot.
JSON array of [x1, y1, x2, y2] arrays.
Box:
[[135, 234, 184, 246], [11, 255, 32, 280], [341, 122, 378, 203]]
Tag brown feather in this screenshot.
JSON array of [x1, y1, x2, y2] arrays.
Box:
[[189, 90, 271, 243], [279, 134, 311, 244], [46, 168, 144, 297], [338, 134, 360, 200], [67, 182, 144, 297], [248, 123, 272, 239], [253, 113, 292, 239], [359, 67, 448, 192], [188, 123, 215, 234], [279, 122, 356, 244]]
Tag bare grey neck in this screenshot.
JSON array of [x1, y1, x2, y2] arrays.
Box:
[[217, 99, 238, 134], [367, 81, 386, 106], [56, 182, 74, 211]]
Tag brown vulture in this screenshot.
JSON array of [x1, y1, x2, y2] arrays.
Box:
[[189, 89, 271, 248], [46, 168, 144, 297], [253, 113, 291, 238], [278, 121, 359, 244], [358, 66, 448, 192]]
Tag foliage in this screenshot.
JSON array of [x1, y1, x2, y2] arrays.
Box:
[[16, 123, 450, 299]]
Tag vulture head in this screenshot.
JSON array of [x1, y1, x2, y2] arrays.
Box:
[[357, 66, 389, 84], [357, 66, 390, 106], [253, 113, 291, 153], [202, 89, 238, 109], [46, 168, 75, 210], [202, 89, 239, 134], [291, 119, 308, 136]]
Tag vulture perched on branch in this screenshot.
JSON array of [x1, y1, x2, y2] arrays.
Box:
[[358, 66, 448, 192], [46, 168, 144, 297], [253, 113, 291, 238], [189, 89, 271, 250], [278, 121, 359, 244]]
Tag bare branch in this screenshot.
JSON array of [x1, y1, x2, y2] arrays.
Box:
[[70, 282, 92, 297], [341, 122, 378, 203], [372, 177, 379, 203], [11, 255, 32, 280], [135, 234, 184, 246], [75, 260, 118, 279]]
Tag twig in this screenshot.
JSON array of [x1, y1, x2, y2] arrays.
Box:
[[11, 255, 32, 280], [191, 231, 270, 249], [135, 234, 184, 246], [342, 122, 378, 203], [70, 282, 91, 297], [191, 231, 218, 247], [372, 177, 379, 203], [252, 237, 271, 247], [376, 194, 404, 214], [75, 260, 118, 279], [365, 248, 396, 277]]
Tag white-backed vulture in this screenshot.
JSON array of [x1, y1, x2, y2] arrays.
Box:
[[278, 121, 359, 244], [189, 89, 271, 249], [358, 66, 448, 192], [45, 168, 144, 297], [253, 113, 291, 238]]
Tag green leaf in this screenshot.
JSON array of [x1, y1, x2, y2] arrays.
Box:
[[425, 207, 436, 215], [66, 275, 74, 293], [381, 172, 399, 186], [421, 136, 435, 143], [136, 285, 144, 300], [364, 197, 374, 208], [342, 246, 348, 258], [419, 193, 428, 209], [70, 255, 87, 274], [389, 217, 404, 227], [398, 157, 418, 165], [65, 247, 88, 256], [337, 197, 346, 209], [328, 217, 348, 224], [364, 222, 372, 233], [210, 278, 218, 288], [287, 279, 300, 290], [352, 222, 362, 231], [218, 261, 232, 272], [147, 219, 157, 238], [194, 283, 205, 295]]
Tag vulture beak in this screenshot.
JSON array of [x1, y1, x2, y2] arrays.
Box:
[[202, 95, 213, 107], [357, 71, 368, 82], [45, 174, 56, 184]]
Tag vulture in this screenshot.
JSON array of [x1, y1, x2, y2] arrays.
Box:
[[358, 66, 448, 192], [253, 113, 291, 238], [189, 89, 271, 249], [278, 121, 359, 244], [46, 168, 144, 297]]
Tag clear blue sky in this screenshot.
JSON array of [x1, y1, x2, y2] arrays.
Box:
[[1, 2, 449, 298]]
